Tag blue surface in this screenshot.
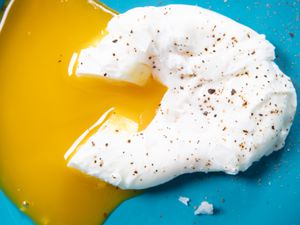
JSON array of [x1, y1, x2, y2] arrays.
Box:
[[0, 0, 4, 10], [0, 0, 299, 225]]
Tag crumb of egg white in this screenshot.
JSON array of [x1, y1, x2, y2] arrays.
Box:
[[194, 201, 214, 215], [178, 196, 190, 206]]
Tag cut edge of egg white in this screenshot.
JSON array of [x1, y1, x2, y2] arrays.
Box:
[[65, 4, 297, 189]]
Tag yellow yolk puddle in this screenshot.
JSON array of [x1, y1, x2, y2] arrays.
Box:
[[0, 1, 166, 225]]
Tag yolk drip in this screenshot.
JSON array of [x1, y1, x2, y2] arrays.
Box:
[[0, 1, 166, 225]]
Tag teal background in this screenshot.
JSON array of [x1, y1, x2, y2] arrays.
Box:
[[0, 0, 299, 224]]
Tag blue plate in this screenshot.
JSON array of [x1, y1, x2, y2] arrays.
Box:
[[1, 0, 299, 225]]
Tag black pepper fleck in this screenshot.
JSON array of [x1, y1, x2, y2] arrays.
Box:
[[208, 89, 216, 94]]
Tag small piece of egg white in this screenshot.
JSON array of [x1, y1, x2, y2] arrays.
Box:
[[194, 201, 214, 215], [178, 196, 190, 206]]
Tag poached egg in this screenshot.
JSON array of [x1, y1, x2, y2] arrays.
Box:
[[66, 5, 297, 189]]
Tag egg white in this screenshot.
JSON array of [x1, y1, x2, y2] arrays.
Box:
[[66, 5, 297, 189]]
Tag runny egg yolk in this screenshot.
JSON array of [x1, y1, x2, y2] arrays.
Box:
[[0, 1, 166, 225]]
